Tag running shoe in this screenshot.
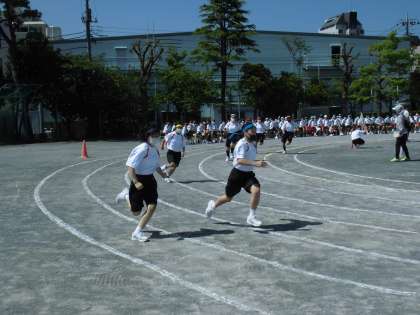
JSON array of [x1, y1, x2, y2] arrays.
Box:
[[282, 150, 287, 154], [131, 231, 149, 242], [401, 157, 411, 162], [225, 157, 229, 162], [164, 177, 173, 183], [247, 215, 262, 227], [390, 158, 400, 162], [115, 187, 129, 204], [205, 200, 215, 218]]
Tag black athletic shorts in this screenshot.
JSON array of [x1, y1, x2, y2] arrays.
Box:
[[282, 132, 294, 143], [256, 133, 265, 143], [225, 168, 260, 198], [352, 138, 365, 146], [226, 132, 242, 148], [129, 174, 158, 213], [167, 149, 182, 167]]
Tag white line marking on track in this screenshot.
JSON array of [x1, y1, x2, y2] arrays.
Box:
[[198, 152, 418, 234], [293, 149, 420, 186], [84, 161, 418, 296], [263, 149, 420, 195], [34, 160, 270, 314]]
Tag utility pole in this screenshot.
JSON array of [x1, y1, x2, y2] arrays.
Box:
[[82, 0, 97, 60], [397, 13, 420, 37]]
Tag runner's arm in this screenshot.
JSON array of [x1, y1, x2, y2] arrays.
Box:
[[127, 166, 143, 190], [236, 159, 267, 167]]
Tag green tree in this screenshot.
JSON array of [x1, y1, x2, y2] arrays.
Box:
[[351, 32, 414, 113], [339, 43, 359, 114], [0, 0, 41, 140], [239, 63, 272, 116], [158, 49, 216, 120], [131, 39, 164, 122], [194, 0, 258, 120], [305, 79, 329, 107]]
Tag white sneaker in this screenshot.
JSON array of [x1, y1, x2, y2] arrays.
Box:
[[282, 150, 287, 154], [115, 187, 129, 204], [247, 215, 262, 227], [205, 200, 215, 218], [131, 231, 149, 242], [225, 157, 229, 162], [164, 177, 173, 183]]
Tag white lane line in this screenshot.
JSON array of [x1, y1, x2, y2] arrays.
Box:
[[258, 175, 420, 205], [294, 149, 420, 186], [260, 190, 420, 220], [166, 175, 420, 266], [263, 151, 418, 194], [34, 161, 268, 314], [198, 152, 418, 234], [84, 162, 418, 296]]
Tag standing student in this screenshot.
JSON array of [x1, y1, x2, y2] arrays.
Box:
[[160, 124, 186, 181], [391, 103, 411, 162], [255, 117, 266, 145], [116, 128, 169, 242], [281, 116, 295, 154], [205, 122, 267, 227]]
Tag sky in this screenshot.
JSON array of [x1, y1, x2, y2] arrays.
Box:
[[29, 0, 420, 39]]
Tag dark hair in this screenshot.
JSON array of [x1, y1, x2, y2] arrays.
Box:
[[138, 128, 156, 142]]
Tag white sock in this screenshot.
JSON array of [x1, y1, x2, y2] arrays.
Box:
[[249, 208, 256, 217], [133, 226, 142, 235]]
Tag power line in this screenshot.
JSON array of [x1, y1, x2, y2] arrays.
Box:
[[397, 13, 420, 36]]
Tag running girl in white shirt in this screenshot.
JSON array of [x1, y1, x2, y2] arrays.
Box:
[[116, 128, 170, 242], [160, 124, 186, 182], [205, 122, 267, 227]]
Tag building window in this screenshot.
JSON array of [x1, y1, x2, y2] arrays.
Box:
[[331, 45, 341, 66]]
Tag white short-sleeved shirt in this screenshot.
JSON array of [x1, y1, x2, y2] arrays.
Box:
[[225, 121, 241, 133], [126, 143, 161, 175], [255, 122, 265, 134], [165, 131, 185, 152], [282, 121, 294, 133], [351, 129, 365, 141], [233, 138, 257, 172]]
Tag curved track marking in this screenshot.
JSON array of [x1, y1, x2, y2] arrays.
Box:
[[294, 149, 420, 186], [198, 152, 418, 234], [33, 160, 270, 314], [83, 161, 418, 296]]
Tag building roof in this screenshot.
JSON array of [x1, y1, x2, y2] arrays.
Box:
[[320, 12, 362, 31], [52, 30, 385, 45]]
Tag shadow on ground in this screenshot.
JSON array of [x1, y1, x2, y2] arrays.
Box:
[[214, 219, 322, 232], [176, 179, 218, 184], [150, 228, 234, 240]]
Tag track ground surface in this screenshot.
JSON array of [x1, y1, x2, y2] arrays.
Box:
[[1, 134, 420, 314]]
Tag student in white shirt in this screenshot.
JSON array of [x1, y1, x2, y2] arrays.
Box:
[[160, 124, 186, 181], [255, 117, 266, 145], [350, 125, 367, 148], [205, 122, 267, 227], [115, 128, 169, 242], [224, 114, 242, 162], [281, 116, 294, 154]]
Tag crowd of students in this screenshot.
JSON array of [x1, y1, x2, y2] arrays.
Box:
[[161, 112, 420, 144]]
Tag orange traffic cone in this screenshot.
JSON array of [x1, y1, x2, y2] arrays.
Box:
[[81, 140, 88, 160]]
